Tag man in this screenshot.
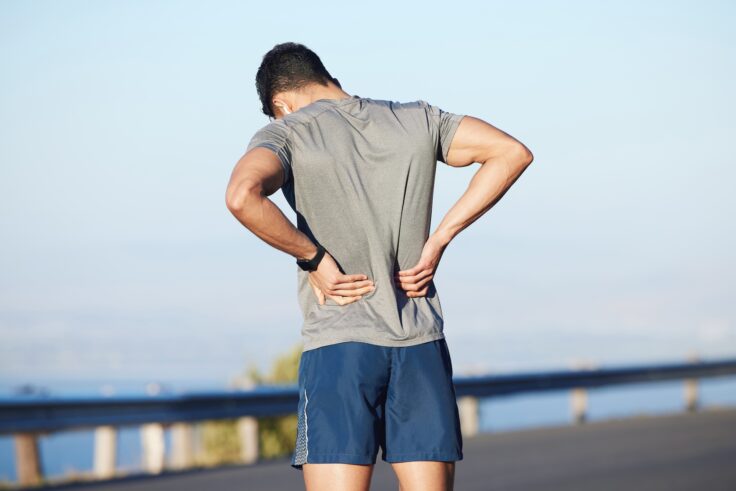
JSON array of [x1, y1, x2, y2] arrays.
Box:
[[225, 42, 533, 491]]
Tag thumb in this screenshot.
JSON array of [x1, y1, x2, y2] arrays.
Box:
[[316, 286, 325, 305], [309, 282, 324, 305]]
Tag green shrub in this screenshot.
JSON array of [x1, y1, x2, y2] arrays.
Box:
[[200, 342, 303, 464]]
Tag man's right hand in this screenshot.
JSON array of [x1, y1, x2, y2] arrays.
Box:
[[307, 251, 375, 305], [394, 233, 449, 297]]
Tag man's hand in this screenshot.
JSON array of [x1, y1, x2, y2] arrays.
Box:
[[308, 251, 375, 305], [394, 234, 449, 298]]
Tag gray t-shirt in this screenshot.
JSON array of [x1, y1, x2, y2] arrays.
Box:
[[246, 95, 464, 352]]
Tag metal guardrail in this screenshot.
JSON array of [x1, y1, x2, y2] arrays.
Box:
[[3, 356, 735, 487], [0, 385, 298, 434], [2, 357, 735, 434], [451, 357, 736, 397]]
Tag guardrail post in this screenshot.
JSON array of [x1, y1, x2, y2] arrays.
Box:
[[237, 416, 259, 464], [141, 423, 166, 474], [457, 396, 479, 437], [192, 422, 205, 463], [570, 388, 588, 424], [569, 359, 595, 424], [170, 422, 195, 469], [14, 433, 42, 486], [684, 378, 699, 412], [684, 353, 700, 412], [94, 425, 117, 479]]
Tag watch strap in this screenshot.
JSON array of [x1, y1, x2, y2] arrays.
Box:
[[297, 243, 326, 271]]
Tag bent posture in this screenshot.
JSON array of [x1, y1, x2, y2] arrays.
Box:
[[226, 42, 533, 491]]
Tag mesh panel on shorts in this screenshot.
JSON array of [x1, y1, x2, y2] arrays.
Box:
[[293, 388, 309, 465]]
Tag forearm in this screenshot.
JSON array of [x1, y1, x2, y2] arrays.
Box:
[[228, 191, 318, 261], [432, 148, 532, 247]]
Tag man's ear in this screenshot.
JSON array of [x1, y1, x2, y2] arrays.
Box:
[[271, 96, 292, 117]]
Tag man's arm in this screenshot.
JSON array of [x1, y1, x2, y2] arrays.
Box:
[[225, 146, 318, 260], [395, 115, 533, 296], [225, 146, 375, 303], [432, 115, 534, 246]]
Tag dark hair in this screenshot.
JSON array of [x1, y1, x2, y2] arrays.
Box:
[[255, 42, 341, 118]]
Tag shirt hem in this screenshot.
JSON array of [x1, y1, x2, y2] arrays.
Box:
[[441, 113, 465, 163], [301, 331, 446, 352]]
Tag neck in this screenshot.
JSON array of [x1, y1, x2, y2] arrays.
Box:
[[273, 83, 353, 117], [296, 83, 351, 108]]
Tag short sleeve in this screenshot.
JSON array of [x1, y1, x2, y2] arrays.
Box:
[[422, 101, 465, 164], [246, 120, 293, 187]]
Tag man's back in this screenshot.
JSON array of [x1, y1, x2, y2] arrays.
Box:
[[246, 95, 465, 352]]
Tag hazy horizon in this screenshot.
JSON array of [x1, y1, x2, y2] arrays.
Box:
[[1, 0, 734, 390]]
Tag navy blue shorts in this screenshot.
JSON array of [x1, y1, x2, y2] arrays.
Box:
[[291, 338, 463, 470]]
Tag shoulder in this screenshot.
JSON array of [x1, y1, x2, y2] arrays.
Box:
[[253, 118, 292, 136], [246, 119, 295, 157], [377, 98, 439, 122], [363, 97, 429, 112], [248, 118, 292, 142]]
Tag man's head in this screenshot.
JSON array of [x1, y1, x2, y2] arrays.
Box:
[[256, 42, 342, 120]]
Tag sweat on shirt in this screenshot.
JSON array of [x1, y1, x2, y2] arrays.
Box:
[[245, 94, 465, 352]]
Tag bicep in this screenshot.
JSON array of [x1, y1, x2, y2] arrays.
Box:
[[444, 115, 530, 167], [227, 146, 285, 200]]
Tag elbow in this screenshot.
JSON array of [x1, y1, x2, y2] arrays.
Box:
[[525, 149, 534, 166], [512, 143, 534, 169], [225, 179, 262, 215], [519, 144, 534, 167]]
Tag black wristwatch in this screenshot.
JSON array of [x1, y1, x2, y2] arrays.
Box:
[[297, 243, 326, 272]]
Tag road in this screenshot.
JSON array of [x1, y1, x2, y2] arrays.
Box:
[[43, 407, 736, 491]]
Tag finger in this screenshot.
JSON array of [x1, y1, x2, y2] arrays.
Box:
[[397, 263, 424, 277], [394, 270, 433, 287], [317, 288, 325, 305], [399, 275, 433, 292], [394, 275, 409, 289], [330, 294, 363, 305], [395, 268, 433, 284], [328, 284, 376, 296], [338, 274, 369, 283], [407, 286, 429, 297], [330, 279, 374, 290], [395, 266, 430, 279]]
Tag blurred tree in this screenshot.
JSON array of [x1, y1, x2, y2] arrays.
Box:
[[198, 419, 241, 466]]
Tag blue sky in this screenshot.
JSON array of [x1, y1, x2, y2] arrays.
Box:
[[1, 0, 734, 391]]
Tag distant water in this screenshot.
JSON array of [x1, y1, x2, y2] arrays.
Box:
[[1, 377, 735, 484]]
